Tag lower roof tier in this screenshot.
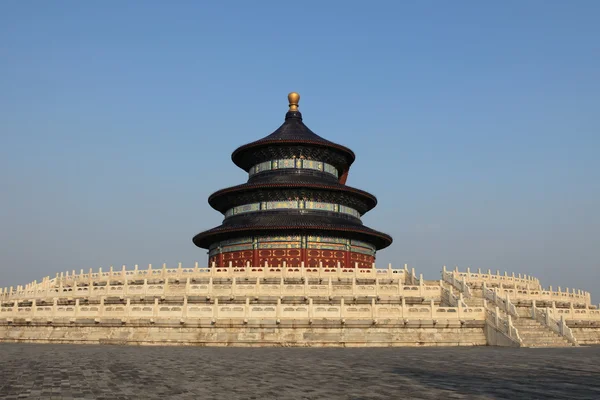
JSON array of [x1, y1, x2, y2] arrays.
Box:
[[193, 212, 393, 250]]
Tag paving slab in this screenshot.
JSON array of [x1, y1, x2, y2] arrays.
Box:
[[0, 344, 599, 399]]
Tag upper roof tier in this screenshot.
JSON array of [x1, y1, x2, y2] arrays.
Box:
[[231, 93, 355, 183]]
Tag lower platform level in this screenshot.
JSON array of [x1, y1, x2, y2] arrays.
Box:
[[0, 321, 487, 347], [208, 235, 377, 269]]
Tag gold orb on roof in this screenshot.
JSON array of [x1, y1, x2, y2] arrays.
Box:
[[288, 92, 300, 111]]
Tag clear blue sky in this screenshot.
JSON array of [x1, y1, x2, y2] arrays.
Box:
[[1, 2, 598, 297]]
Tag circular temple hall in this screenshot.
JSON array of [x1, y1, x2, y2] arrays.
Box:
[[193, 93, 392, 269]]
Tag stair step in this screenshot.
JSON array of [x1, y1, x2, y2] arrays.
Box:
[[517, 328, 555, 332], [522, 338, 569, 342], [525, 343, 570, 345], [519, 331, 560, 338]]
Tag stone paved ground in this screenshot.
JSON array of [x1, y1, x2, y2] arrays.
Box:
[[0, 344, 599, 399]]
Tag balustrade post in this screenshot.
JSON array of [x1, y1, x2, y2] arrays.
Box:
[[230, 277, 236, 296], [328, 278, 332, 297], [545, 307, 550, 326], [153, 297, 158, 318], [244, 297, 250, 321], [532, 300, 536, 319], [126, 298, 131, 319], [495, 306, 499, 327], [213, 297, 219, 320], [52, 298, 57, 319], [99, 297, 105, 318], [276, 298, 282, 320], [401, 297, 405, 319], [507, 315, 513, 338], [308, 297, 313, 320], [430, 299, 435, 319], [182, 296, 188, 319], [371, 297, 376, 320]]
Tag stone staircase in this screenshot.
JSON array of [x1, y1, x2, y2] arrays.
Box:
[[447, 281, 576, 347], [464, 297, 485, 307], [512, 317, 573, 348]]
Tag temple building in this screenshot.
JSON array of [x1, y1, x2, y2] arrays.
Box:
[[193, 93, 392, 269]]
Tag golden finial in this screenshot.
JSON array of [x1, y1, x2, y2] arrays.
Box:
[[288, 92, 300, 112]]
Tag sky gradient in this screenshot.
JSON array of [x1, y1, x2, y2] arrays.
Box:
[[1, 2, 598, 297]]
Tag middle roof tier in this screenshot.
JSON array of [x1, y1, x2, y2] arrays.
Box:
[[208, 174, 378, 216]]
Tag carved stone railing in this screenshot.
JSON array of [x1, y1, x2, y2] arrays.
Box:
[[442, 270, 472, 298], [489, 287, 591, 306], [482, 283, 519, 318], [549, 307, 600, 321], [445, 266, 541, 289], [441, 286, 468, 308], [532, 301, 578, 346], [0, 297, 486, 324], [0, 277, 444, 302], [0, 264, 412, 300], [485, 307, 523, 346]]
